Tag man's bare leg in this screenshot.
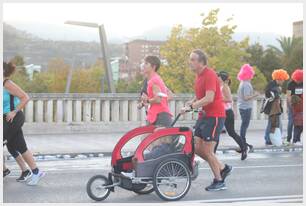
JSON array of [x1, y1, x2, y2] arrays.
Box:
[[202, 141, 224, 181], [194, 137, 225, 172]]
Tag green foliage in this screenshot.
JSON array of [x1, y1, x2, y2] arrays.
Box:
[[268, 37, 303, 74], [245, 44, 282, 81], [10, 56, 108, 93], [116, 73, 144, 93], [70, 59, 105, 93], [159, 9, 267, 93], [10, 55, 32, 92]]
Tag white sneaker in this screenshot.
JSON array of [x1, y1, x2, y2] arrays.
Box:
[[26, 171, 45, 186], [121, 171, 135, 178], [283, 139, 290, 146], [293, 142, 303, 146]]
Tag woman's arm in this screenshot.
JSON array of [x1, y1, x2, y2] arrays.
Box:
[[147, 83, 162, 104], [166, 87, 174, 101], [222, 85, 232, 102], [4, 80, 30, 111]]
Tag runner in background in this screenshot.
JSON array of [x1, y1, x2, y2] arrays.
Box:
[[218, 71, 247, 160]]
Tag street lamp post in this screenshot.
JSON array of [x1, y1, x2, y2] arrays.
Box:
[[65, 57, 74, 94], [64, 21, 116, 93]]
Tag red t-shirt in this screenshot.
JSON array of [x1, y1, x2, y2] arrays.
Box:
[[194, 67, 225, 118], [146, 73, 172, 124]]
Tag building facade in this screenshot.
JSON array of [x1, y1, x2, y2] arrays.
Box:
[[120, 39, 165, 80], [293, 21, 303, 38]]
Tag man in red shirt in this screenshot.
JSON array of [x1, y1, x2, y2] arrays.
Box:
[[181, 49, 232, 191]]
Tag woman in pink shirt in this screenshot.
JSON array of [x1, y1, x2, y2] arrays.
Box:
[[141, 56, 172, 127]]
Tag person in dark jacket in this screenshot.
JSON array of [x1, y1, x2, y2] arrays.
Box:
[[263, 69, 289, 145], [287, 69, 303, 145]]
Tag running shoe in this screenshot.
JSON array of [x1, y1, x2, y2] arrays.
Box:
[[221, 164, 232, 181], [241, 149, 247, 161], [26, 170, 45, 186], [247, 144, 254, 153], [283, 139, 291, 146], [3, 169, 10, 177], [293, 141, 303, 146], [16, 170, 32, 182], [205, 179, 227, 191]]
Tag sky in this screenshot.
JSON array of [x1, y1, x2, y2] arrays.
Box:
[[3, 3, 303, 42]]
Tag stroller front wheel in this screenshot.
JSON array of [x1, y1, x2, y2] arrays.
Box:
[[86, 175, 111, 201]]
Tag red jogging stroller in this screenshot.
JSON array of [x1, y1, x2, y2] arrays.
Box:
[[86, 111, 199, 201]]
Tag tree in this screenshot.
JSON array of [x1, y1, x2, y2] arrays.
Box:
[[260, 48, 282, 81], [116, 73, 144, 93], [10, 55, 32, 92], [159, 9, 267, 93], [45, 58, 70, 92], [245, 43, 264, 72], [70, 59, 105, 93], [268, 37, 303, 74]]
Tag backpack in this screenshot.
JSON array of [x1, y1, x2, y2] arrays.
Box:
[[260, 91, 275, 115]]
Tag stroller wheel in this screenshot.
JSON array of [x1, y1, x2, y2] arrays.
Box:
[[86, 175, 111, 201], [133, 184, 154, 195], [153, 158, 191, 201]]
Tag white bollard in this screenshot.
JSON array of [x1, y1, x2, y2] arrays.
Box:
[[75, 100, 82, 122], [25, 100, 34, 123], [102, 100, 110, 122], [83, 100, 91, 122], [46, 100, 53, 123], [56, 100, 63, 123], [129, 100, 138, 121], [66, 100, 73, 123], [111, 100, 120, 122], [120, 100, 129, 121], [35, 100, 44, 122], [94, 99, 101, 122]]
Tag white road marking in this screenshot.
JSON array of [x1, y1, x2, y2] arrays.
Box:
[[6, 163, 302, 176], [199, 164, 303, 170], [178, 195, 303, 203]]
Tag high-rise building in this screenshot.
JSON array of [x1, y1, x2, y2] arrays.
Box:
[[293, 21, 303, 38]]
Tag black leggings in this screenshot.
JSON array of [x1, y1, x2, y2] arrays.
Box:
[[224, 109, 246, 150], [293, 126, 303, 143], [3, 111, 28, 158]]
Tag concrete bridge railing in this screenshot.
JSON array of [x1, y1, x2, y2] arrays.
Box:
[[22, 93, 289, 134]]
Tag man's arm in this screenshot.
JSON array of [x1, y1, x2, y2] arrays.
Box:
[[185, 96, 197, 106], [191, 90, 215, 109]]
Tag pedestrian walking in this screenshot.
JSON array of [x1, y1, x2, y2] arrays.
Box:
[[237, 64, 259, 152], [262, 69, 289, 146], [3, 61, 45, 185], [285, 69, 303, 145], [218, 71, 247, 160]]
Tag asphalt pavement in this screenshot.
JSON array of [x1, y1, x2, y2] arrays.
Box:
[[3, 151, 303, 203]]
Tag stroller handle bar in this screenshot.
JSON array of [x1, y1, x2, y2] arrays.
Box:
[[170, 109, 200, 127]]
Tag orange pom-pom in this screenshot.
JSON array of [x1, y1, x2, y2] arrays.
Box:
[[272, 69, 289, 81]]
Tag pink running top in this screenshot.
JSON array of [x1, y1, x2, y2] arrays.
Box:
[[146, 73, 172, 124], [221, 85, 233, 110]]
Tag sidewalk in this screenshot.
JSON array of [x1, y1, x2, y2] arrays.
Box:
[[3, 130, 302, 158]]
